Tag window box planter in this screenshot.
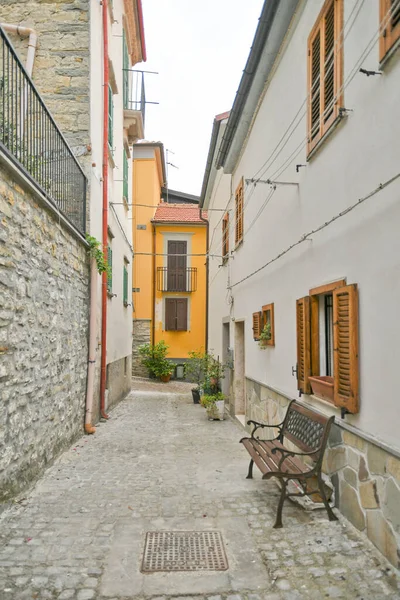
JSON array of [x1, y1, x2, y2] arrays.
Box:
[[309, 376, 334, 402]]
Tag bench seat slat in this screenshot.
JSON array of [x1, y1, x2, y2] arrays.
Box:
[[241, 438, 311, 476]]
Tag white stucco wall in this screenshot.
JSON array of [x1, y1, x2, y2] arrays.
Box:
[[90, 0, 133, 364], [205, 0, 400, 449]]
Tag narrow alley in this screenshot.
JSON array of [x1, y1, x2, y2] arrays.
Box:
[[0, 383, 399, 600]]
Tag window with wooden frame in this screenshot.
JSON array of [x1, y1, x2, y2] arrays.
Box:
[[307, 0, 343, 155], [222, 213, 229, 261], [107, 244, 112, 293], [123, 260, 129, 307], [261, 303, 275, 347], [296, 279, 359, 414], [380, 0, 400, 61], [252, 311, 262, 341], [235, 178, 244, 246], [165, 298, 188, 331]]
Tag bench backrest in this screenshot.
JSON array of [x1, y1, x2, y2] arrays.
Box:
[[282, 401, 334, 461]]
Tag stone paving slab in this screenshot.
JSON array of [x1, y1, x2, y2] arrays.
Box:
[[0, 386, 399, 600]]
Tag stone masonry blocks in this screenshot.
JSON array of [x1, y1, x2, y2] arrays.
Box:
[[0, 163, 89, 501]]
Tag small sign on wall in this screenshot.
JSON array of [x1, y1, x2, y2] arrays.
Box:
[[137, 224, 147, 230]]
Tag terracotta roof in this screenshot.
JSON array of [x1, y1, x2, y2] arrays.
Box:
[[153, 204, 208, 224]]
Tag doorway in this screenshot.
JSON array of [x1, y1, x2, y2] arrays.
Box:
[[222, 321, 231, 405], [234, 320, 245, 424]]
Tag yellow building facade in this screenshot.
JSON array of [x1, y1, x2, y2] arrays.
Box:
[[131, 142, 207, 374]]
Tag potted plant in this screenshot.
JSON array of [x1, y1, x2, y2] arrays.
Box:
[[207, 353, 225, 388], [201, 391, 226, 420], [184, 349, 209, 403], [138, 341, 175, 382], [259, 321, 271, 348]]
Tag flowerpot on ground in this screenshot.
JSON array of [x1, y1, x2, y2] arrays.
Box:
[[192, 388, 201, 404], [201, 392, 226, 421], [309, 376, 334, 402], [160, 373, 172, 383]]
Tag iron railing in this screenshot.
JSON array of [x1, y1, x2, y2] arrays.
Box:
[[123, 69, 159, 128], [0, 27, 87, 234], [157, 267, 197, 293]]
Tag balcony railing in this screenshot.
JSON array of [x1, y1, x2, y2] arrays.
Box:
[[123, 69, 146, 125], [0, 27, 87, 234], [157, 267, 197, 293]]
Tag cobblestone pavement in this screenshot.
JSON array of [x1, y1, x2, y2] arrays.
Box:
[[0, 384, 399, 600]]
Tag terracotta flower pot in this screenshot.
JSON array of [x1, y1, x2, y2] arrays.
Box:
[[160, 373, 172, 383], [309, 376, 334, 402]]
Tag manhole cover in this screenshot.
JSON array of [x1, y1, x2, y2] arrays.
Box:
[[141, 531, 229, 572]]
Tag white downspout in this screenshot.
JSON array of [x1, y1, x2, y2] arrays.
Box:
[[0, 23, 38, 77]]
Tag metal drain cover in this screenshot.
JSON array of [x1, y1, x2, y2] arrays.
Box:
[[141, 531, 229, 572]]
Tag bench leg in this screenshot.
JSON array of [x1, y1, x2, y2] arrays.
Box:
[[273, 479, 287, 529], [317, 474, 338, 522], [246, 459, 254, 479]]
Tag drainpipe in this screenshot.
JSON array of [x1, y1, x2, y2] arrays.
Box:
[[85, 259, 97, 434], [0, 24, 38, 76], [152, 225, 156, 345], [199, 209, 209, 353], [100, 0, 109, 420]]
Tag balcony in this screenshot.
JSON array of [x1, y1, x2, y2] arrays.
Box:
[[123, 69, 145, 144], [0, 27, 87, 234], [157, 267, 197, 293]]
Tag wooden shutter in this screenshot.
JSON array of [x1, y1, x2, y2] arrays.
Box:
[[252, 312, 262, 341], [235, 179, 243, 245], [333, 284, 359, 413], [165, 298, 176, 331], [307, 0, 343, 154], [296, 297, 311, 394], [176, 298, 188, 331], [380, 0, 400, 60], [107, 245, 112, 292], [222, 213, 229, 258], [167, 241, 187, 291], [108, 84, 113, 148]]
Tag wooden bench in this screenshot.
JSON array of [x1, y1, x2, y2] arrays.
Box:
[[240, 400, 338, 528]]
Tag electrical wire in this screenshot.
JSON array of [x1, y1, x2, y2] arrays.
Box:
[[206, 0, 397, 257], [229, 172, 400, 289]]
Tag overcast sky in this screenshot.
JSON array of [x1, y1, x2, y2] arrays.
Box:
[[140, 0, 264, 196]]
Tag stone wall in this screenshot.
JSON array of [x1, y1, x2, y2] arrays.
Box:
[[132, 319, 151, 377], [1, 0, 90, 156], [0, 161, 89, 502], [244, 378, 400, 569]]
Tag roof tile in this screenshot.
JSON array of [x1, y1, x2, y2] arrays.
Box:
[[153, 203, 208, 224]]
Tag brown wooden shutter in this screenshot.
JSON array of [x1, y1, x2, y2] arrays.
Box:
[[176, 298, 188, 331], [235, 179, 243, 245], [380, 0, 400, 60], [296, 296, 311, 394], [167, 241, 187, 291], [222, 213, 229, 258], [333, 284, 359, 413], [309, 29, 321, 144], [165, 298, 176, 331], [252, 311, 262, 341]]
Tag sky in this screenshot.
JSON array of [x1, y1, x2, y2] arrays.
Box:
[[140, 0, 265, 197]]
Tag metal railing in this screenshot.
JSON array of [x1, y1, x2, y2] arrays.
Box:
[[123, 69, 159, 128], [0, 28, 87, 234], [157, 267, 197, 293]]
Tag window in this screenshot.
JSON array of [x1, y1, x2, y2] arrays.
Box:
[[307, 0, 343, 155], [108, 84, 113, 149], [222, 213, 229, 260], [380, 0, 400, 61], [165, 298, 188, 331], [107, 244, 112, 292], [261, 303, 275, 346], [123, 261, 129, 306], [167, 240, 187, 292], [235, 178, 244, 246], [296, 280, 359, 414], [252, 312, 262, 341], [123, 151, 129, 204], [123, 30, 130, 109]]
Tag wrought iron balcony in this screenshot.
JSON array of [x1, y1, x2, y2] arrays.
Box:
[[157, 267, 197, 293], [0, 27, 87, 234]]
